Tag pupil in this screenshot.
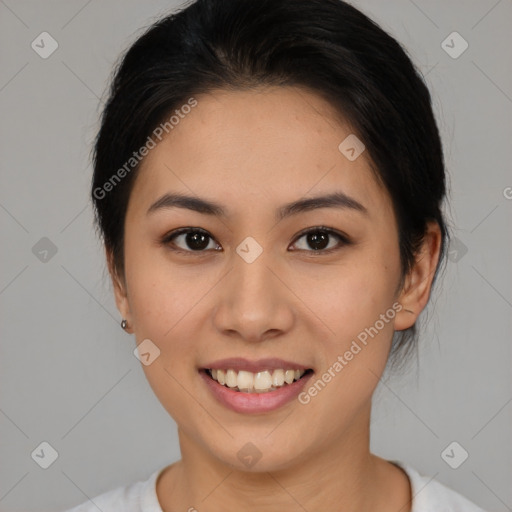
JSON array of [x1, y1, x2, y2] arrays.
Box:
[[187, 232, 209, 250], [308, 231, 328, 250]]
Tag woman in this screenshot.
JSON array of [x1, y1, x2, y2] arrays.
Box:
[[65, 0, 486, 510]]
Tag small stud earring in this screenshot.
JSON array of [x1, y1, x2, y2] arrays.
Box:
[[121, 319, 128, 330]]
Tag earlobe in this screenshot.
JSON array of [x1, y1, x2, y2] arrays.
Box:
[[394, 222, 442, 331], [106, 248, 134, 333]]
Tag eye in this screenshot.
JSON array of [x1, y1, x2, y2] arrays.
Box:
[[161, 226, 350, 256], [290, 226, 350, 254], [162, 228, 221, 255]]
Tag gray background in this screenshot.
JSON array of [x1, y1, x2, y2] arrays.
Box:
[[0, 1, 511, 511]]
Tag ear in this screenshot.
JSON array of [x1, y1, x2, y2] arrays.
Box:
[[394, 221, 442, 331], [106, 248, 134, 334]]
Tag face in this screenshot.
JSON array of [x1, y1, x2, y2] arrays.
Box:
[[111, 86, 438, 472]]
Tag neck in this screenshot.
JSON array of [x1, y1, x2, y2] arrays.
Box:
[[157, 403, 405, 511]]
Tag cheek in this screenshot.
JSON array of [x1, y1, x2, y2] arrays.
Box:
[[300, 247, 401, 393], [296, 261, 400, 428], [124, 239, 201, 338], [304, 254, 400, 337], [124, 251, 206, 425]]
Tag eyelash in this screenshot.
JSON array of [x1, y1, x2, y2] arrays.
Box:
[[160, 226, 351, 256]]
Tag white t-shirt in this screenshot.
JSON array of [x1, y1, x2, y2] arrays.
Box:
[[61, 460, 487, 511]]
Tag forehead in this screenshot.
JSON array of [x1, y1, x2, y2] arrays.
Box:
[[129, 86, 391, 220]]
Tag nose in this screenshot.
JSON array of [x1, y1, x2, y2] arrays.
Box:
[[212, 244, 295, 344]]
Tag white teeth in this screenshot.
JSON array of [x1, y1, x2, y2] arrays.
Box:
[[237, 370, 254, 392], [226, 369, 238, 388], [254, 371, 272, 392], [284, 370, 295, 384], [272, 369, 285, 387], [208, 368, 307, 393]]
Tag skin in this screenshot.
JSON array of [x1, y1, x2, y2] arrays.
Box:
[[108, 86, 442, 511]]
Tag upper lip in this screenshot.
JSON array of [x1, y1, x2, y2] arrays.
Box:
[[201, 358, 311, 373]]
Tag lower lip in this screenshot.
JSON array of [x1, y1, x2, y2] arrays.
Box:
[[199, 370, 314, 414]]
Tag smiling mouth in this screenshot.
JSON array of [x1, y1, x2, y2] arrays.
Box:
[[202, 368, 314, 393]]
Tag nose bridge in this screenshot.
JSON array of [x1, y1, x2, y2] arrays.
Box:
[[231, 237, 277, 310], [236, 241, 272, 293], [230, 220, 277, 294], [212, 236, 294, 340]]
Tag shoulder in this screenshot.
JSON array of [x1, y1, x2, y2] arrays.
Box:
[[60, 468, 165, 512], [391, 460, 488, 512]]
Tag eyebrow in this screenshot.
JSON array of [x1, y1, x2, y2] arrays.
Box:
[[147, 191, 368, 221]]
